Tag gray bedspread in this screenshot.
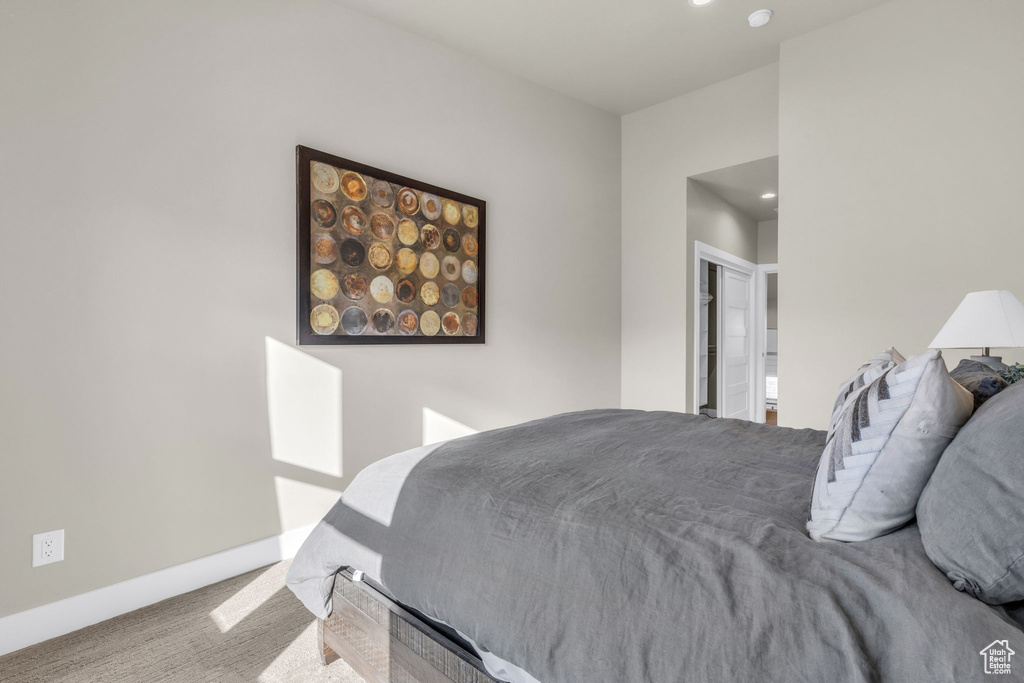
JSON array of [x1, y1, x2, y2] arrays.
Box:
[[289, 409, 1023, 682]]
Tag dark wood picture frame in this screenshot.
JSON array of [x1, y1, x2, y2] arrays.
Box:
[[296, 145, 486, 345]]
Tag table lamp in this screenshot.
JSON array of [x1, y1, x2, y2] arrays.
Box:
[[929, 290, 1024, 370]]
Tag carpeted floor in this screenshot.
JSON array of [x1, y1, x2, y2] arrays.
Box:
[[0, 560, 363, 683]]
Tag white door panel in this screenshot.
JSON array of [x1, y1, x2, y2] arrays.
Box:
[[720, 266, 753, 421]]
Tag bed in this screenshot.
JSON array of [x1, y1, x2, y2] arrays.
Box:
[[287, 409, 1024, 682]]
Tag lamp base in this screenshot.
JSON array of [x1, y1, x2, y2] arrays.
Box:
[[970, 355, 1009, 372]]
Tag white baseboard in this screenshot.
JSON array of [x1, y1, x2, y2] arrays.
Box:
[[0, 523, 316, 657]]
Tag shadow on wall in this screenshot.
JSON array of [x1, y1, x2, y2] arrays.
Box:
[[264, 337, 486, 534], [250, 341, 489, 677], [190, 339, 351, 682], [250, 342, 488, 677], [264, 337, 345, 534]]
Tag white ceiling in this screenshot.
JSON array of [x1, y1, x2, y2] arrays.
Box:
[[335, 0, 890, 114], [691, 156, 778, 221]]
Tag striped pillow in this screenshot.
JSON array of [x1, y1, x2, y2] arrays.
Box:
[[829, 348, 905, 431], [808, 349, 973, 542]]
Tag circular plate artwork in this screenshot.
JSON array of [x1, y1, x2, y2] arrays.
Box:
[[340, 171, 367, 201], [341, 306, 368, 335], [313, 235, 338, 264], [340, 239, 366, 267], [442, 200, 461, 225], [420, 281, 440, 306], [397, 188, 419, 215], [396, 278, 416, 303], [311, 304, 340, 334], [420, 224, 441, 250], [441, 255, 460, 281], [395, 248, 418, 274], [302, 152, 484, 343], [420, 310, 441, 336], [441, 283, 460, 308], [421, 193, 442, 220], [311, 163, 340, 194], [397, 219, 419, 246], [419, 252, 439, 278], [462, 260, 478, 284], [368, 243, 393, 270], [371, 213, 395, 239], [397, 310, 419, 335], [370, 180, 394, 208], [341, 274, 367, 300], [312, 200, 337, 228], [442, 229, 461, 253], [311, 269, 339, 300], [462, 312, 478, 336], [370, 275, 394, 303], [341, 206, 367, 235], [372, 309, 395, 334], [441, 311, 461, 335]]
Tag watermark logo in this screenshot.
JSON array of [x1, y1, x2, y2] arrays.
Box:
[[980, 640, 1015, 675]]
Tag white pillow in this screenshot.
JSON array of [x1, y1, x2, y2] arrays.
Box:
[[828, 347, 905, 431], [808, 349, 973, 542]]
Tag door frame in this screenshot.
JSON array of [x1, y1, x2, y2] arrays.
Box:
[[692, 241, 759, 421], [755, 263, 778, 421]]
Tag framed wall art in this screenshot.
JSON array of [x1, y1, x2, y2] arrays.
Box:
[[296, 145, 485, 345]]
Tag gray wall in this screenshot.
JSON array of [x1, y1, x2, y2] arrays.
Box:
[[779, 0, 1024, 428], [758, 220, 778, 265], [0, 0, 622, 617], [621, 64, 779, 413], [688, 181, 761, 265], [760, 220, 779, 328]]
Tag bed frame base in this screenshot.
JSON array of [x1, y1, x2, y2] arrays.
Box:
[[319, 570, 504, 683]]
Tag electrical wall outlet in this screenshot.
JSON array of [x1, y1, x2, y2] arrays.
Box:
[[32, 529, 64, 567]]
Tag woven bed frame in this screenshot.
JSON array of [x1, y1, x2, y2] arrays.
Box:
[[319, 570, 505, 683]]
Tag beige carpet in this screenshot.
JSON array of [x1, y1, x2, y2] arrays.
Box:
[[0, 560, 363, 683]]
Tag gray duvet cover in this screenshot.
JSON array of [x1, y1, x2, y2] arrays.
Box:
[[289, 409, 1023, 682]]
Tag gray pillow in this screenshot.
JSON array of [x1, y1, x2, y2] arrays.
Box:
[[949, 358, 1008, 410], [918, 383, 1024, 604]]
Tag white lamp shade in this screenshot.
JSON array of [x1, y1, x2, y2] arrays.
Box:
[[929, 290, 1024, 349]]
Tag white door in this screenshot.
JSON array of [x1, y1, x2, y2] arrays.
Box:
[[719, 266, 754, 420]]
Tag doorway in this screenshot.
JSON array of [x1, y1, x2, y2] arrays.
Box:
[[688, 155, 779, 424], [758, 266, 779, 425], [694, 242, 757, 421]]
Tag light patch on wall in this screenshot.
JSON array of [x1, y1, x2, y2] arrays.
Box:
[[208, 565, 280, 633], [265, 337, 342, 477], [422, 407, 477, 446], [273, 476, 342, 533]]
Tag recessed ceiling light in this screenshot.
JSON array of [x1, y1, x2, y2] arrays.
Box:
[[761, 192, 777, 199], [748, 9, 774, 27], [689, 0, 716, 6]]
